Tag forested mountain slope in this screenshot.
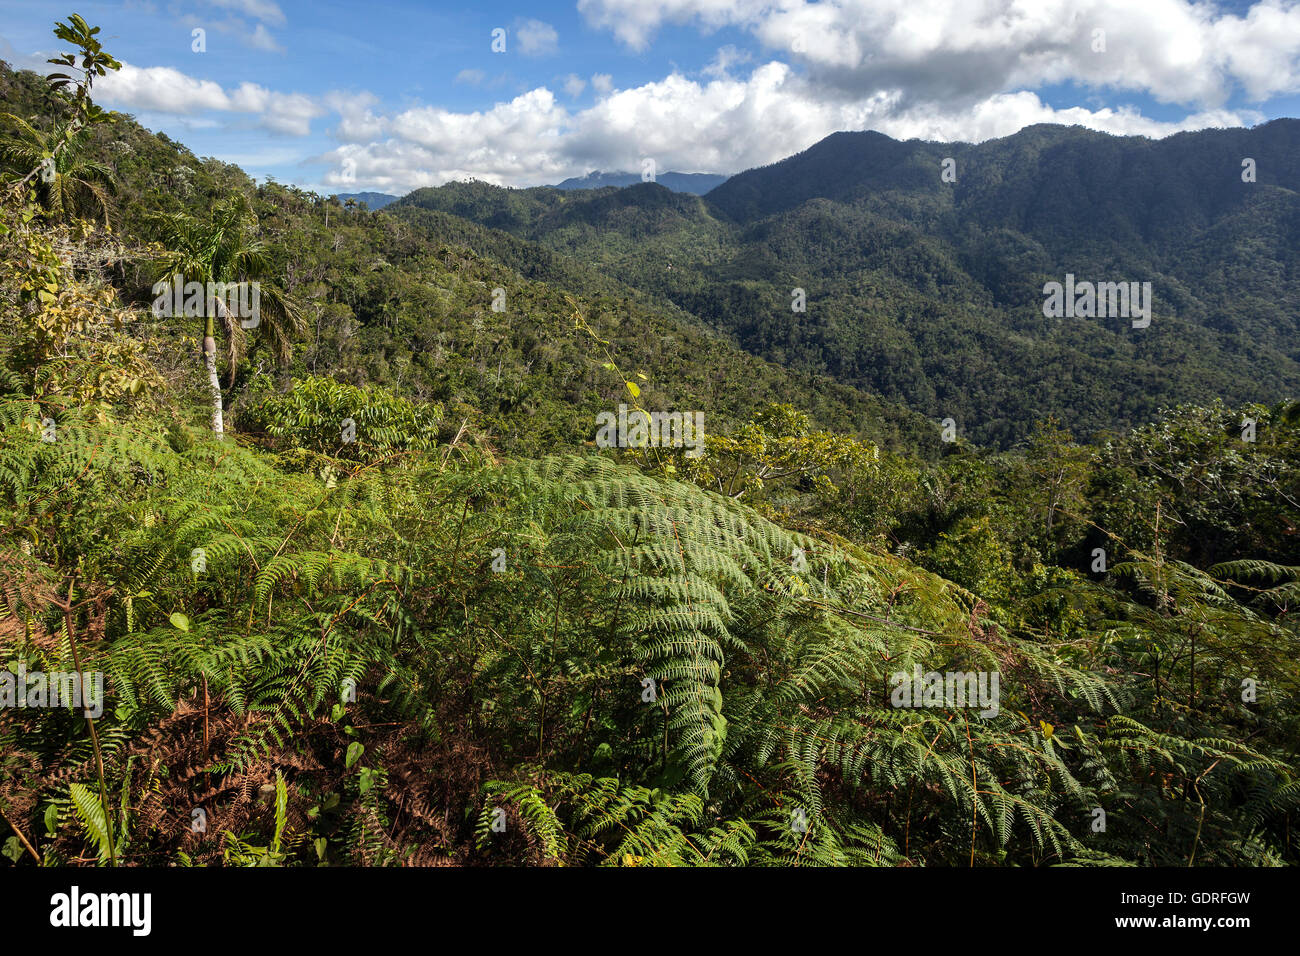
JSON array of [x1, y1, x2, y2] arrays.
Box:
[[0, 59, 936, 458], [396, 122, 1300, 447]]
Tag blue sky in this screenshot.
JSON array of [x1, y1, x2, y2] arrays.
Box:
[[3, 0, 1300, 195]]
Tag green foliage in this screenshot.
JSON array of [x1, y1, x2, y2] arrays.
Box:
[[241, 375, 445, 465], [0, 114, 116, 225], [396, 124, 1300, 449], [0, 14, 1296, 870], [68, 783, 113, 863], [149, 194, 304, 376]]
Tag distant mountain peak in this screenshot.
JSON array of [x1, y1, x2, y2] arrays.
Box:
[[335, 191, 401, 210], [551, 170, 728, 195]]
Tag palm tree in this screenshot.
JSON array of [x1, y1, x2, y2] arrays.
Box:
[[322, 194, 342, 227], [0, 114, 115, 225], [151, 196, 303, 437]]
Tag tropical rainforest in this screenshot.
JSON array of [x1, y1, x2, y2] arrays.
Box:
[[0, 15, 1297, 869]]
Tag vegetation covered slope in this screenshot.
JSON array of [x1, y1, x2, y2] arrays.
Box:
[[395, 122, 1300, 447], [0, 57, 938, 459], [0, 16, 1297, 868]]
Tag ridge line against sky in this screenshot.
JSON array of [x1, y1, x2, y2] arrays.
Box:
[[1, 0, 1299, 195]]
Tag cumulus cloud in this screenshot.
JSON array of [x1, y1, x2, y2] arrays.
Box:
[[577, 0, 1300, 107], [867, 91, 1259, 143], [563, 74, 587, 97], [323, 90, 386, 140], [97, 63, 322, 135]]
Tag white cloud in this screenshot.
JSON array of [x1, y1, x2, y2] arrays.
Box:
[[97, 63, 322, 135], [591, 73, 614, 95], [577, 0, 1300, 107], [455, 69, 486, 86], [514, 18, 559, 56], [563, 73, 587, 97], [1213, 0, 1300, 100], [868, 90, 1259, 143], [98, 64, 231, 113], [324, 90, 386, 140]]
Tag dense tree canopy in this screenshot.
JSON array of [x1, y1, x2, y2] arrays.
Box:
[[396, 122, 1300, 449]]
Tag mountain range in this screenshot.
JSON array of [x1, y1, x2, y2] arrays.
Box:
[[551, 170, 728, 194], [336, 170, 726, 211], [390, 120, 1300, 447], [335, 191, 400, 210]]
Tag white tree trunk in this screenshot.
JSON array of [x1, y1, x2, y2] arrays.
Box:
[[203, 335, 224, 438]]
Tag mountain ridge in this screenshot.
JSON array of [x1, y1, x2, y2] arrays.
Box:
[[335, 191, 400, 209], [552, 169, 727, 194], [392, 119, 1300, 447]]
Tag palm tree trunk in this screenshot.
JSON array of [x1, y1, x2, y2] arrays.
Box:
[[202, 312, 224, 438]]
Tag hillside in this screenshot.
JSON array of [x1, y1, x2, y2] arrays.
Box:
[[396, 122, 1300, 447], [0, 60, 937, 458]]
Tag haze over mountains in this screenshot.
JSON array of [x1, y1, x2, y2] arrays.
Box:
[[335, 191, 401, 210], [393, 120, 1300, 447], [337, 170, 727, 211], [552, 170, 728, 194]]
